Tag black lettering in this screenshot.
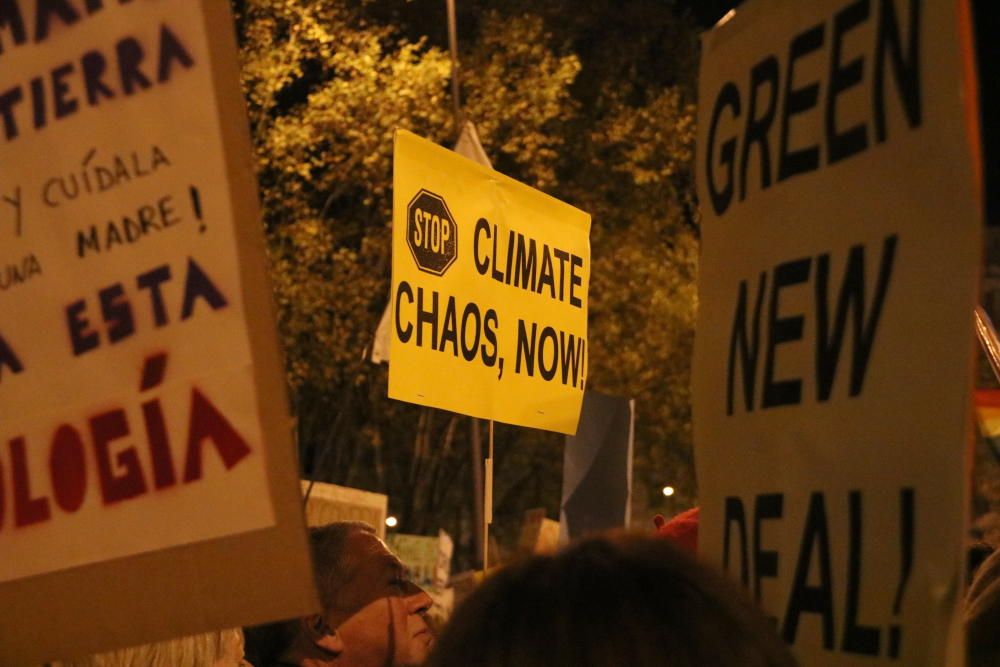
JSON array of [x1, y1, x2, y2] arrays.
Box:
[[34, 0, 80, 43], [515, 320, 536, 377], [842, 490, 880, 655], [0, 332, 24, 379], [30, 76, 44, 128], [474, 218, 490, 275], [394, 281, 414, 343], [889, 488, 915, 658], [778, 23, 825, 181], [116, 36, 151, 95], [440, 296, 458, 355], [157, 24, 195, 82], [827, 0, 870, 164], [513, 234, 537, 291], [137, 206, 159, 235], [0, 0, 27, 55], [415, 287, 438, 349], [559, 331, 583, 386], [66, 299, 99, 356], [158, 194, 179, 226], [753, 493, 783, 608], [460, 303, 480, 362], [51, 62, 78, 119], [538, 326, 558, 381], [0, 86, 23, 140], [105, 220, 124, 248], [481, 310, 498, 366], [82, 50, 114, 105], [553, 249, 570, 301], [739, 57, 779, 201], [762, 257, 811, 408], [874, 0, 922, 142], [77, 226, 100, 257], [180, 258, 227, 320], [504, 230, 515, 285], [490, 231, 504, 283], [727, 272, 767, 415], [99, 283, 134, 344], [707, 82, 741, 216], [815, 235, 896, 401], [570, 254, 583, 308], [723, 496, 750, 587], [537, 247, 555, 299], [137, 264, 171, 327], [782, 492, 834, 648]]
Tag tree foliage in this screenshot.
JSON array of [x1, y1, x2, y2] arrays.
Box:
[[235, 0, 701, 566]]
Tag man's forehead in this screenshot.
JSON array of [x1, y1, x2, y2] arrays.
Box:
[[346, 531, 402, 567]]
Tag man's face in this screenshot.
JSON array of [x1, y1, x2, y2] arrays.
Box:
[[325, 531, 434, 667]]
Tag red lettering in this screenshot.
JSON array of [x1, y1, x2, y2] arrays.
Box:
[[140, 352, 175, 488], [49, 424, 87, 513], [183, 389, 251, 482], [10, 436, 51, 527], [142, 399, 175, 489], [90, 409, 146, 504]]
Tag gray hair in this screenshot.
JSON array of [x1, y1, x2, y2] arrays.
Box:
[[54, 628, 241, 667], [309, 521, 377, 610]]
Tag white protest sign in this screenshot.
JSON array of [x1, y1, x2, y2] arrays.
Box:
[[694, 0, 980, 664], [0, 2, 316, 664]]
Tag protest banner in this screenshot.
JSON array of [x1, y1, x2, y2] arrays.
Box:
[[303, 480, 389, 539], [390, 130, 591, 435], [0, 2, 316, 663], [371, 121, 493, 365], [388, 533, 441, 585], [694, 0, 981, 664], [517, 507, 560, 555], [559, 390, 634, 544]]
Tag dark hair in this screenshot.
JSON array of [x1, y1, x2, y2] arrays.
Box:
[[968, 542, 995, 585], [968, 547, 1000, 667], [426, 533, 798, 667], [244, 521, 376, 665]]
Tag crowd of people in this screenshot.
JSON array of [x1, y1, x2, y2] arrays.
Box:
[[41, 517, 1000, 667]]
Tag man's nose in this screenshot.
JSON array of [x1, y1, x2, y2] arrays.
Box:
[[328, 630, 346, 653], [404, 582, 433, 614]]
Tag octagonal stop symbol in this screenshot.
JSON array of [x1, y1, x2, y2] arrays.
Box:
[[406, 190, 458, 275]]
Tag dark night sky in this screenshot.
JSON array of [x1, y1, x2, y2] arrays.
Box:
[[677, 0, 742, 28]]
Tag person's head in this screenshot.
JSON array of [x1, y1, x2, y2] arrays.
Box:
[[273, 521, 433, 667], [55, 628, 248, 667], [967, 546, 1000, 666], [426, 533, 797, 667]]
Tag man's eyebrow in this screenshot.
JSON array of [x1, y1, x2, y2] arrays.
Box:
[[379, 554, 406, 572]]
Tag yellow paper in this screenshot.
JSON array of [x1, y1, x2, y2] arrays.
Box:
[[390, 130, 590, 434]]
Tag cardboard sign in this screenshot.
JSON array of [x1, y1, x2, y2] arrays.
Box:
[[694, 0, 980, 664], [0, 3, 317, 663], [387, 533, 440, 586], [390, 130, 591, 434], [303, 480, 389, 539], [517, 507, 560, 555]]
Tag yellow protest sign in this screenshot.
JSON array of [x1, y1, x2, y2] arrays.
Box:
[[390, 130, 590, 434]]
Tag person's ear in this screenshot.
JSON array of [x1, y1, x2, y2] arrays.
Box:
[[301, 614, 346, 654]]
